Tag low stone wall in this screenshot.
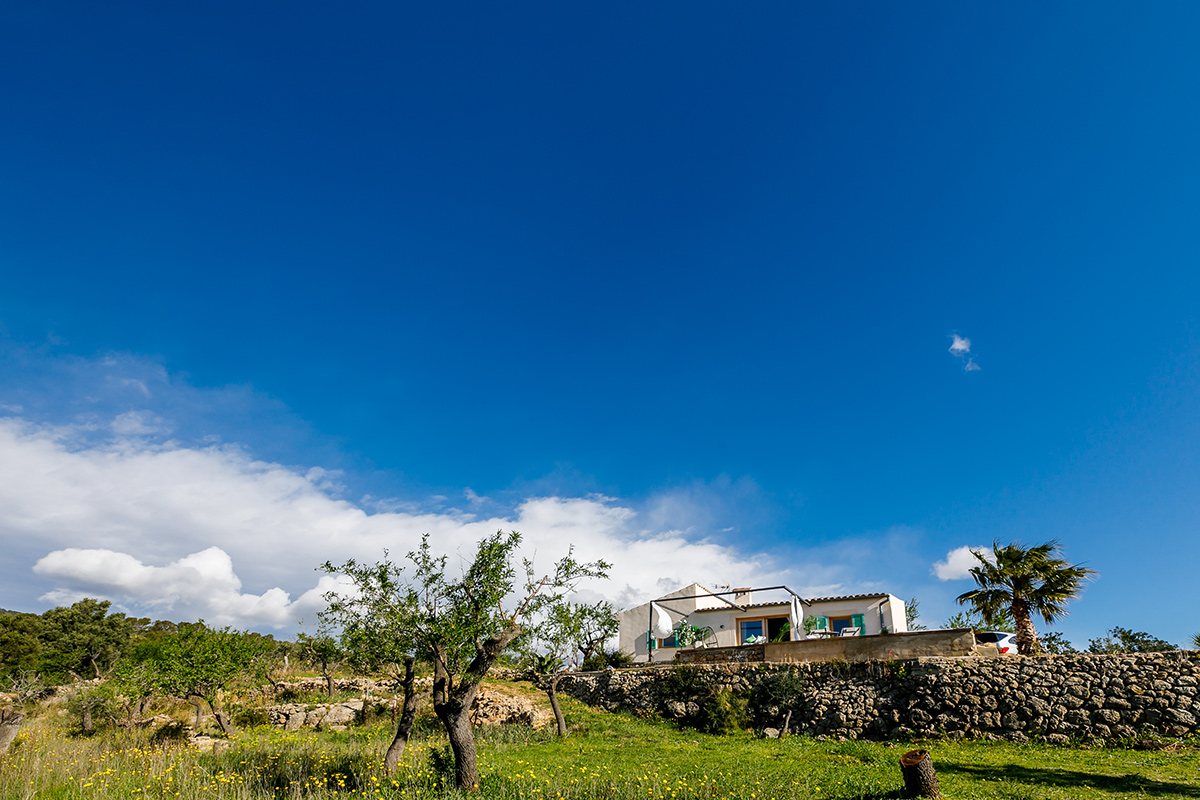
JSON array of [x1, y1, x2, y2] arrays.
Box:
[[558, 651, 1200, 743], [263, 683, 551, 731], [268, 700, 374, 731]]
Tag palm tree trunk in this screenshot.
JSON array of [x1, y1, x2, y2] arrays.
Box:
[[1011, 599, 1040, 655]]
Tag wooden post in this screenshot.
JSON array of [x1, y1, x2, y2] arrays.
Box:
[[0, 707, 24, 755], [899, 749, 940, 798]]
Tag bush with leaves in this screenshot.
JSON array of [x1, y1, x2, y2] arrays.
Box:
[[660, 665, 748, 735], [1087, 626, 1175, 654], [747, 669, 807, 729], [944, 608, 1015, 632], [66, 681, 121, 735], [581, 647, 634, 671], [1039, 631, 1077, 654], [904, 597, 927, 631]]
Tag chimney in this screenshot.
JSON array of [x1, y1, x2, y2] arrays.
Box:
[[733, 587, 752, 605]]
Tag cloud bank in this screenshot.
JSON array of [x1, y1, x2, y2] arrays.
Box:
[[0, 415, 812, 630]]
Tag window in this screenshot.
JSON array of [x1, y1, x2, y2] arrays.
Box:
[[738, 615, 791, 643], [738, 620, 763, 643], [658, 633, 678, 649]]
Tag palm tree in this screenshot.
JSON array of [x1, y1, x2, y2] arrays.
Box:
[[956, 540, 1095, 655], [1191, 632, 1200, 650]]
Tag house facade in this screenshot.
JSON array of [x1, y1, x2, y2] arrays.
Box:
[[617, 583, 908, 663]]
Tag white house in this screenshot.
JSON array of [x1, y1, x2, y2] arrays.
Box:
[[617, 583, 908, 663]]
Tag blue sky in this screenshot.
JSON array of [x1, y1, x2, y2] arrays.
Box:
[[2, 3, 1198, 646]]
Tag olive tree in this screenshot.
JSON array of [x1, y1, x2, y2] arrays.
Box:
[[149, 622, 273, 735], [297, 629, 344, 700], [526, 600, 617, 736], [320, 531, 609, 792]]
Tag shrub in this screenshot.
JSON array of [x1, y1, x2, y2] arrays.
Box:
[[581, 648, 635, 672], [65, 681, 122, 735], [232, 706, 270, 728], [747, 669, 807, 727], [660, 666, 748, 735]]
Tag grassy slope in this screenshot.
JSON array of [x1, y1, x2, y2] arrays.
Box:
[[2, 679, 1198, 800]]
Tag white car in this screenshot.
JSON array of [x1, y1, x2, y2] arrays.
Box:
[[974, 630, 1017, 654]]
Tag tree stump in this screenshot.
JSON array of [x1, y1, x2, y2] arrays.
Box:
[[899, 749, 940, 798], [0, 707, 24, 755]]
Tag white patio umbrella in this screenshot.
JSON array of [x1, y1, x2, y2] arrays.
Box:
[[650, 602, 675, 639], [788, 594, 804, 641]]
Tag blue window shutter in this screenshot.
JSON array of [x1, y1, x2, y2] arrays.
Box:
[[851, 614, 865, 635], [815, 616, 828, 631]]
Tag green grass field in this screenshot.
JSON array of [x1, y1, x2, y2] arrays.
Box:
[[3, 684, 1198, 800]]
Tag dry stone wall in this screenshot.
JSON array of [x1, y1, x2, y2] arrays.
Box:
[[262, 681, 551, 731], [555, 651, 1200, 743]]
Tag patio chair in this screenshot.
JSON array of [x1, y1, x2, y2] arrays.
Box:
[[839, 626, 861, 637]]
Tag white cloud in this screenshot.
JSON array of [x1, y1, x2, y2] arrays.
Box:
[[0, 416, 825, 630], [948, 334, 981, 371], [933, 545, 991, 580], [111, 410, 172, 436]]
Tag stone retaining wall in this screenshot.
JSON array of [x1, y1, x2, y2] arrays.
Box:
[[557, 651, 1200, 743], [675, 630, 977, 665]]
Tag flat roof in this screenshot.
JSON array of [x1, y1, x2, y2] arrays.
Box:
[[688, 592, 890, 612]]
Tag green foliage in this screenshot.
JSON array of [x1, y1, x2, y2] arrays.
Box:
[[1192, 632, 1200, 650], [905, 597, 928, 631], [1087, 626, 1176, 654], [37, 599, 134, 682], [0, 612, 44, 679], [945, 608, 1015, 632], [146, 622, 274, 706], [65, 681, 122, 734], [530, 652, 564, 675], [746, 669, 807, 726], [1040, 631, 1077, 654], [0, 601, 190, 686], [323, 532, 610, 680], [581, 647, 633, 671], [526, 599, 618, 673], [427, 743, 455, 785], [232, 706, 271, 728], [956, 540, 1095, 656], [660, 665, 748, 734]]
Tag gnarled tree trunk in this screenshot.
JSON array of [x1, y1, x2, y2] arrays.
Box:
[[384, 657, 419, 773], [323, 660, 334, 700], [431, 626, 522, 792], [213, 708, 236, 736], [0, 707, 24, 755]]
